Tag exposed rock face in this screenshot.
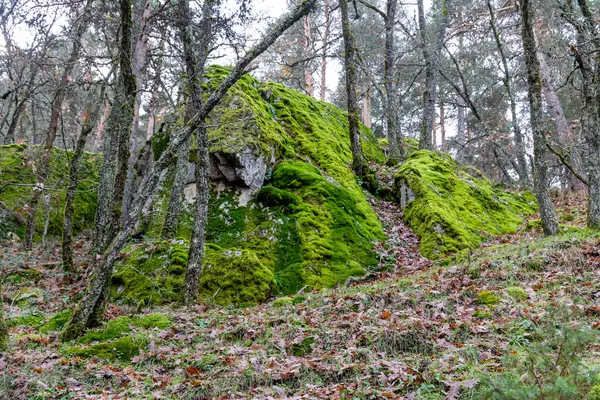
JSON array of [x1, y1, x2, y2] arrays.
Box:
[[394, 150, 537, 259], [210, 150, 268, 190]]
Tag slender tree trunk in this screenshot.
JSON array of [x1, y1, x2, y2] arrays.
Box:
[[122, 0, 153, 222], [361, 87, 372, 128], [162, 134, 191, 239], [320, 0, 330, 101], [63, 92, 103, 273], [488, 0, 530, 187], [302, 15, 314, 97], [340, 0, 364, 176], [0, 283, 7, 351], [23, 0, 94, 250], [538, 49, 587, 192], [418, 0, 449, 151], [93, 0, 137, 252], [59, 0, 318, 340], [440, 102, 446, 151], [574, 0, 600, 228], [520, 0, 558, 235], [93, 101, 111, 152]]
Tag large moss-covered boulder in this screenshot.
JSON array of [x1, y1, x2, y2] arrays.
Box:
[[394, 150, 536, 259], [114, 67, 385, 305], [0, 144, 99, 238]]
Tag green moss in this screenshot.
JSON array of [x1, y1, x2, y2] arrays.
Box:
[[394, 151, 537, 259], [590, 384, 600, 400], [118, 67, 386, 305], [64, 336, 146, 362], [474, 309, 493, 319], [39, 311, 72, 333], [7, 312, 45, 328], [4, 268, 42, 283], [272, 297, 294, 307], [256, 186, 300, 208], [0, 144, 99, 240], [77, 313, 170, 345], [200, 244, 275, 305], [506, 286, 528, 301], [112, 241, 188, 305], [477, 290, 500, 306]]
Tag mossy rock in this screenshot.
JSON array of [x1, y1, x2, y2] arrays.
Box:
[[506, 286, 528, 301], [112, 240, 275, 306], [63, 336, 147, 362], [271, 297, 294, 308], [12, 288, 45, 307], [394, 150, 537, 259], [477, 290, 500, 306], [0, 144, 99, 239], [590, 384, 600, 400], [78, 313, 170, 344]]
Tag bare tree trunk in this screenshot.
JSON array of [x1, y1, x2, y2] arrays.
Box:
[[93, 0, 137, 252], [93, 101, 111, 152], [302, 15, 314, 97], [520, 0, 558, 235], [0, 283, 7, 351], [361, 86, 372, 128], [440, 102, 446, 151], [384, 0, 403, 162], [63, 91, 104, 273], [162, 134, 191, 239], [59, 0, 317, 340], [418, 0, 449, 151], [488, 0, 530, 187], [574, 0, 600, 228], [319, 0, 330, 101], [340, 0, 364, 176], [121, 0, 153, 222], [539, 50, 587, 192], [23, 0, 94, 250]]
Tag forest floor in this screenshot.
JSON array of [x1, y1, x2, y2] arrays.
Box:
[[2, 192, 600, 399]]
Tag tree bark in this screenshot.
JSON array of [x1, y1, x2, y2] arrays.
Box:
[[520, 0, 558, 235], [60, 0, 317, 340], [162, 135, 191, 239], [121, 0, 153, 223], [23, 0, 94, 249], [320, 0, 330, 101], [418, 0, 449, 151], [93, 0, 138, 252], [574, 0, 600, 228], [302, 15, 314, 96], [340, 0, 364, 176], [488, 0, 530, 187], [439, 102, 446, 151], [63, 90, 104, 273]]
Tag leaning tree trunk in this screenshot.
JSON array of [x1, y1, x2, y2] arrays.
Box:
[[488, 0, 530, 188], [520, 0, 558, 235], [93, 0, 137, 252], [340, 0, 364, 177], [418, 0, 449, 151], [59, 0, 318, 341], [23, 0, 94, 250]]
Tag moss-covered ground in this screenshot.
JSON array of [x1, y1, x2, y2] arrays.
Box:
[[2, 194, 600, 398], [394, 150, 537, 259]]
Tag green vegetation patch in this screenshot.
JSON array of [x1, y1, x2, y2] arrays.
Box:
[[394, 150, 537, 259], [0, 144, 99, 239], [477, 290, 500, 306]]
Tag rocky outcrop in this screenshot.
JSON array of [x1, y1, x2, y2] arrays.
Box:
[[394, 150, 537, 259]]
